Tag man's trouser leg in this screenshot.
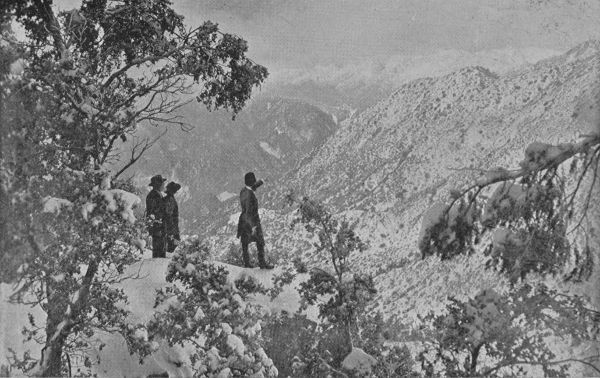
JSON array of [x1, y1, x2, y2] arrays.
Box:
[[152, 235, 166, 258], [241, 236, 251, 267], [256, 241, 267, 267], [166, 236, 176, 253]]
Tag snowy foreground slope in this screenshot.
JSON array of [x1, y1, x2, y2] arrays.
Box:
[[0, 252, 314, 377], [209, 41, 600, 322]]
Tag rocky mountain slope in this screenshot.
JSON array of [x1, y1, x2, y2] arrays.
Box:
[[209, 40, 600, 322]]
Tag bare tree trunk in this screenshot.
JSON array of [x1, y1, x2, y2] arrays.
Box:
[[33, 281, 70, 377], [469, 343, 483, 376], [33, 261, 98, 376], [35, 335, 67, 377], [0, 152, 7, 261], [0, 91, 9, 278], [340, 317, 354, 360]]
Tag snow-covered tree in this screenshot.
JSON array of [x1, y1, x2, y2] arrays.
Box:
[[419, 134, 599, 280], [135, 243, 278, 377], [283, 193, 378, 375], [419, 285, 597, 376], [418, 134, 600, 375], [6, 171, 146, 377], [1, 1, 267, 375]]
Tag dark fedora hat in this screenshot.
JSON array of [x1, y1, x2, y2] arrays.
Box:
[[244, 172, 257, 187], [166, 181, 181, 194], [149, 175, 167, 187]]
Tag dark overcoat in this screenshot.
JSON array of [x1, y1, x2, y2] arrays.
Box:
[[145, 189, 165, 236], [237, 187, 264, 244], [163, 194, 180, 240]]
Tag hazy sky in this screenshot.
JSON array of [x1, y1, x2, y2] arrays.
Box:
[[48, 0, 599, 83], [172, 0, 600, 72]]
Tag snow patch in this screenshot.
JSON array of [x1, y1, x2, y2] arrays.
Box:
[[221, 323, 232, 335], [520, 142, 572, 170], [132, 238, 146, 250], [42, 196, 73, 214], [100, 189, 141, 223], [217, 191, 237, 202], [81, 202, 97, 221], [341, 347, 377, 375], [133, 327, 149, 341], [226, 334, 246, 356], [9, 58, 24, 75], [193, 307, 205, 321], [259, 141, 282, 159]]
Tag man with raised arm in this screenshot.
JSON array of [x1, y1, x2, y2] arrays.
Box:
[[236, 172, 273, 269]]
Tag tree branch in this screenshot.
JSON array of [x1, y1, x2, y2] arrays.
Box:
[[113, 128, 167, 180], [569, 146, 600, 233], [445, 135, 600, 215], [35, 0, 68, 60], [101, 46, 184, 89]]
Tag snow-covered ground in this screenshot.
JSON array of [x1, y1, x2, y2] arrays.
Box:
[[1, 250, 313, 377]]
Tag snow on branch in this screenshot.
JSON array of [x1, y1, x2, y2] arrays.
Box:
[[448, 134, 598, 219], [419, 133, 600, 261], [474, 134, 599, 193]]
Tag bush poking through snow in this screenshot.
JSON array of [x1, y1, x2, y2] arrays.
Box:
[[138, 250, 277, 377], [284, 192, 378, 374], [220, 242, 246, 267]]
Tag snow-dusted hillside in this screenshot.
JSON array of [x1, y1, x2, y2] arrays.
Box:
[[208, 41, 600, 324]]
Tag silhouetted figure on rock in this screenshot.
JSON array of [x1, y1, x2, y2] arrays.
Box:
[[146, 175, 167, 258], [164, 181, 181, 253], [237, 172, 273, 269]]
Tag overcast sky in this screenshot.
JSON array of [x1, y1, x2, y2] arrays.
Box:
[[172, 0, 600, 72], [49, 0, 599, 84]]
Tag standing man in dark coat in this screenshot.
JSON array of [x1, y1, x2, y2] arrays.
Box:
[[146, 175, 167, 258], [164, 181, 181, 253], [237, 172, 273, 269]]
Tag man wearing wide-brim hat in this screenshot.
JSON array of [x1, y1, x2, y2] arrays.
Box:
[[236, 172, 273, 269], [146, 175, 167, 258]]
